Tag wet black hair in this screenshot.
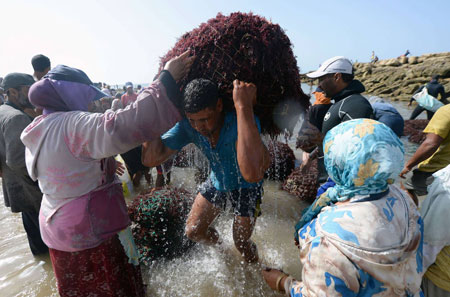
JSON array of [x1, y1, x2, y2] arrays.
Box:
[[183, 78, 219, 113]]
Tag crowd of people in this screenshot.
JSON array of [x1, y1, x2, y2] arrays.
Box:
[[0, 51, 448, 297]]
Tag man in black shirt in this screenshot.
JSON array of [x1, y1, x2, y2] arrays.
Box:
[[304, 56, 373, 181], [408, 75, 447, 120], [307, 56, 373, 136]]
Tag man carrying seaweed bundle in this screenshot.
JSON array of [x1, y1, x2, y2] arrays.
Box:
[[142, 78, 270, 263]]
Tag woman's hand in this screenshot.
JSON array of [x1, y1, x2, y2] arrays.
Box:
[[164, 50, 195, 82], [262, 268, 288, 293]]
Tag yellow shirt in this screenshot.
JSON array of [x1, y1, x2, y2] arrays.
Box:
[[425, 245, 450, 292], [418, 105, 450, 172]]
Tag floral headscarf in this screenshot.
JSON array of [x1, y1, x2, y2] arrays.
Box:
[[295, 119, 404, 241]]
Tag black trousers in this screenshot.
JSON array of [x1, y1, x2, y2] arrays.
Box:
[[120, 146, 149, 176], [22, 210, 48, 255], [317, 146, 329, 184], [409, 105, 434, 120]]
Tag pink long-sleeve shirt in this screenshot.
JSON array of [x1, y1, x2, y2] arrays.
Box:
[[20, 81, 181, 252]]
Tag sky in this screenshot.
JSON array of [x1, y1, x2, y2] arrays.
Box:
[[1, 0, 449, 86]]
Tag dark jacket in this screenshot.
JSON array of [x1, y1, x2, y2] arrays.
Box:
[[321, 80, 374, 135], [308, 103, 332, 131], [0, 104, 42, 213]]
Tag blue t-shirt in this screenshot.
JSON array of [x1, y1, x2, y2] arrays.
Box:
[[162, 112, 262, 191]]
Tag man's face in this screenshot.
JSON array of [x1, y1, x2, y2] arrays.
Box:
[[126, 86, 133, 94], [186, 101, 223, 138], [10, 86, 34, 109], [318, 73, 339, 98]]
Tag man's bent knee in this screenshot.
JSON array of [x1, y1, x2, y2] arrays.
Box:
[[185, 222, 203, 242]]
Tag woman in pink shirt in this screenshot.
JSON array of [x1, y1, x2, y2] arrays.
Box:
[[21, 52, 193, 297]]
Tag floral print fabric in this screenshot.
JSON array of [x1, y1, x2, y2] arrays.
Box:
[[295, 119, 404, 239], [289, 119, 423, 296], [290, 185, 424, 296], [323, 119, 404, 200]]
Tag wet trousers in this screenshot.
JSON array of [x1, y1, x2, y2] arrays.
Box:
[[409, 105, 434, 120]]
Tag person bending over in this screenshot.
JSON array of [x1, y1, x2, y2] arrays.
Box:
[[142, 78, 270, 263]]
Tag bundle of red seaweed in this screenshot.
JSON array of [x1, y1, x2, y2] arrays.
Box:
[[282, 159, 318, 203], [403, 119, 429, 144], [265, 141, 296, 181], [128, 187, 195, 265], [159, 12, 310, 135]]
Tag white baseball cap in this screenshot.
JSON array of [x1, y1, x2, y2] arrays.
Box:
[[306, 56, 353, 78]]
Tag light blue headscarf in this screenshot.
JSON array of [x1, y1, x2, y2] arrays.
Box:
[[295, 119, 404, 241]]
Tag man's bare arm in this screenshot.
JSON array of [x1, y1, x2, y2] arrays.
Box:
[[400, 133, 443, 177], [233, 80, 270, 183]]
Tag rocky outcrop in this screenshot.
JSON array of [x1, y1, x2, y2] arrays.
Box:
[[353, 52, 450, 101], [301, 52, 450, 101]]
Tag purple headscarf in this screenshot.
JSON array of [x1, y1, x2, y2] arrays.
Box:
[[29, 78, 98, 115]]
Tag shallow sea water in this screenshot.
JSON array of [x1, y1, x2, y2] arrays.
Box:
[[0, 93, 420, 297]]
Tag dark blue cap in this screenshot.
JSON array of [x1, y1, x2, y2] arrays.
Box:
[[45, 65, 109, 100], [1, 73, 35, 90]]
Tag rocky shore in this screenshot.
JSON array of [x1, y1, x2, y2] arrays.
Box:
[[302, 52, 450, 101]]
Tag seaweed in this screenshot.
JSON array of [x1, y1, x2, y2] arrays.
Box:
[[128, 187, 195, 265], [282, 159, 318, 204], [159, 12, 310, 135], [265, 141, 296, 181], [404, 119, 429, 144]]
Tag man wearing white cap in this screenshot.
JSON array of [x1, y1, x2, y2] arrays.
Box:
[[307, 56, 373, 136], [306, 56, 373, 182]]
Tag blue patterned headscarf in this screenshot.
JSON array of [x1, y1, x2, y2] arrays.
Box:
[[295, 119, 404, 241]]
